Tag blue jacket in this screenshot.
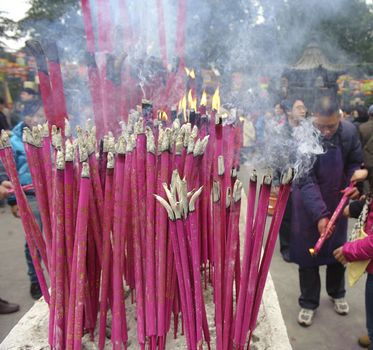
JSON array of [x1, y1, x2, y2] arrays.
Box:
[[10, 121, 32, 186]]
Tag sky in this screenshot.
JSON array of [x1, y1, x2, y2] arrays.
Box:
[[1, 0, 31, 50]]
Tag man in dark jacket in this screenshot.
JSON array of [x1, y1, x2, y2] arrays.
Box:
[[0, 161, 20, 314], [290, 95, 363, 327]]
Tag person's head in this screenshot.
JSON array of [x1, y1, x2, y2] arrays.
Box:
[[287, 98, 306, 127], [313, 95, 340, 139], [23, 103, 45, 128], [368, 105, 373, 119], [20, 88, 36, 102], [274, 103, 284, 117]]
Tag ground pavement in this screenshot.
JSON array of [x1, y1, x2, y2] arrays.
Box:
[[0, 173, 368, 349]]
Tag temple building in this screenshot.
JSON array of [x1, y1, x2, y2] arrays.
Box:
[[280, 40, 344, 110]]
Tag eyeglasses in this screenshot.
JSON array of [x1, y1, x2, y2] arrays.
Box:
[[313, 122, 339, 133]]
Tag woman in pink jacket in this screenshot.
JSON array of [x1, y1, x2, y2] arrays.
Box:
[[334, 169, 373, 350]]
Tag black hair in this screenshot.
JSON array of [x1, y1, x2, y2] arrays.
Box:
[[313, 94, 339, 116], [0, 97, 4, 105]]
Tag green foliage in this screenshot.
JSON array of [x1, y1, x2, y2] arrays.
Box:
[[0, 11, 20, 46]]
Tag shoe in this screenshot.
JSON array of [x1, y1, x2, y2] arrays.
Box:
[[30, 282, 42, 300], [297, 308, 315, 327], [332, 297, 349, 315], [358, 335, 371, 348], [0, 298, 20, 314]]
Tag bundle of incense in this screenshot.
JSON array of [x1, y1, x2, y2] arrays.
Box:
[[0, 131, 50, 304], [248, 169, 293, 339], [3, 112, 300, 350], [309, 181, 356, 256], [156, 170, 209, 350]]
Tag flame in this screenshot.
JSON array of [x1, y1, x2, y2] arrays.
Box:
[[212, 86, 221, 112], [200, 90, 207, 107], [158, 111, 168, 122], [184, 67, 190, 76], [309, 248, 315, 256], [177, 95, 187, 121], [184, 67, 195, 79], [187, 89, 197, 110]]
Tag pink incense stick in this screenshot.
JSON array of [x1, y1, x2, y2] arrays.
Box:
[[23, 133, 52, 255], [212, 180, 223, 350], [130, 147, 146, 349], [233, 172, 257, 347], [52, 152, 66, 349], [249, 171, 293, 339], [156, 131, 171, 345], [222, 180, 242, 350], [40, 131, 54, 219], [112, 151, 126, 349], [188, 187, 206, 350], [73, 163, 91, 350], [145, 129, 157, 346], [98, 153, 115, 350], [310, 181, 356, 256], [239, 175, 272, 347], [64, 141, 75, 280]]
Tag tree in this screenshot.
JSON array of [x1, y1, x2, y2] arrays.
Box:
[[0, 11, 20, 47]]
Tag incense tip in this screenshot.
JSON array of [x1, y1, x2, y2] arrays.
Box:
[[281, 168, 294, 185], [81, 162, 90, 178], [218, 155, 225, 176], [64, 119, 71, 137], [309, 248, 315, 256], [65, 139, 74, 162], [189, 186, 203, 212], [146, 127, 156, 154], [212, 181, 220, 202], [116, 136, 126, 154], [56, 150, 65, 170], [250, 170, 258, 182], [263, 174, 272, 186], [0, 130, 10, 147], [107, 152, 114, 169], [233, 180, 243, 202], [51, 125, 62, 149]]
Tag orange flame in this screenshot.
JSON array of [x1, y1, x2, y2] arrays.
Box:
[[187, 89, 197, 110], [184, 67, 196, 79], [158, 111, 168, 121], [212, 86, 221, 112], [200, 90, 207, 107], [178, 95, 187, 121]]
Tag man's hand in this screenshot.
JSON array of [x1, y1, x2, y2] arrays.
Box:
[[317, 217, 329, 237], [0, 181, 12, 200], [351, 169, 368, 183], [347, 186, 360, 200], [333, 246, 348, 265], [11, 205, 20, 218]]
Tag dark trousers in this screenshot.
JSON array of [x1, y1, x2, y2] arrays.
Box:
[[366, 273, 373, 350], [298, 262, 346, 310], [25, 194, 42, 284], [279, 195, 292, 254]]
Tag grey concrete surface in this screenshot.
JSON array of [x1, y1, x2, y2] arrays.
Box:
[[0, 205, 35, 342]]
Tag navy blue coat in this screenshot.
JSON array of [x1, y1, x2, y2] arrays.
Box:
[[289, 121, 363, 267]]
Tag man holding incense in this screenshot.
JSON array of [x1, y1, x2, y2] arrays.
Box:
[[290, 94, 363, 327]]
